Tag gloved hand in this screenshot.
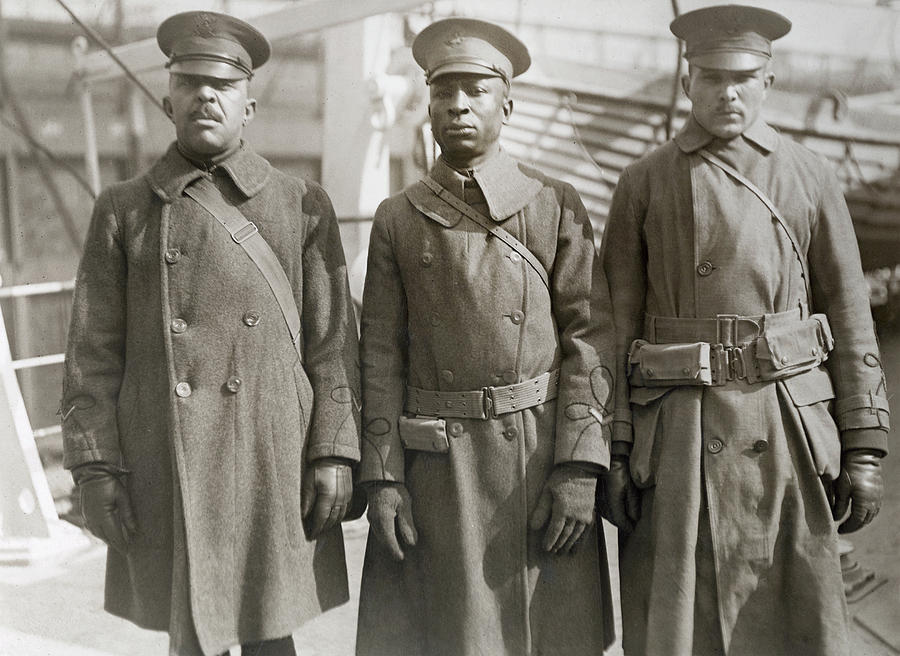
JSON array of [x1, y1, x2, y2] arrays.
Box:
[[365, 482, 417, 561], [597, 455, 641, 534], [74, 463, 136, 554], [832, 448, 884, 534], [529, 464, 597, 554], [301, 457, 353, 538]]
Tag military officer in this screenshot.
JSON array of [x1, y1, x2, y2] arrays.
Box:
[[61, 11, 360, 656], [599, 5, 888, 655], [356, 17, 617, 656]]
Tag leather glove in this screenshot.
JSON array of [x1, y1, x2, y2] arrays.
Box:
[[597, 455, 641, 534], [529, 464, 597, 554], [832, 448, 884, 534], [301, 457, 353, 538], [365, 482, 417, 561], [74, 463, 136, 554]]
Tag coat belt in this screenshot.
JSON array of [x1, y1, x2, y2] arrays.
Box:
[[405, 370, 560, 419], [644, 307, 803, 346]]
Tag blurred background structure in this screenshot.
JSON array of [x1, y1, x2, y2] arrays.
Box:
[[1, 0, 899, 654]]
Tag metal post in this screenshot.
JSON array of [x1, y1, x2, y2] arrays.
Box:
[[73, 36, 101, 198]]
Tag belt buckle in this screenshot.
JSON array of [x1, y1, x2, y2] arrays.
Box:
[[482, 386, 496, 419], [716, 314, 740, 347], [730, 346, 746, 380]]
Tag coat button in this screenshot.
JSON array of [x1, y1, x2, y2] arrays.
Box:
[[510, 310, 525, 325], [243, 310, 261, 327], [225, 377, 242, 393], [502, 370, 518, 384], [753, 439, 769, 453], [708, 438, 724, 454], [431, 315, 440, 327], [503, 425, 519, 440], [175, 382, 192, 398], [421, 253, 433, 267], [696, 260, 714, 276], [171, 318, 187, 334], [449, 422, 463, 437], [440, 369, 454, 383], [509, 251, 523, 264], [164, 248, 181, 264]]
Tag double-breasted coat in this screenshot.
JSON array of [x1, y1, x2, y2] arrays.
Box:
[[356, 151, 616, 656], [602, 116, 890, 655], [61, 144, 360, 656]]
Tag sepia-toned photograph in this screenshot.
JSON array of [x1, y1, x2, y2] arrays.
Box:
[[1, 0, 898, 654]]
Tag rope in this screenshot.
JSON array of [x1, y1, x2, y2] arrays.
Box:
[[55, 0, 166, 115], [0, 115, 97, 199], [559, 91, 619, 188]]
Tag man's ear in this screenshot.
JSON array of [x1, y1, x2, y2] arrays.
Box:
[[163, 96, 175, 122], [502, 97, 513, 124], [680, 74, 691, 99], [243, 98, 257, 126]]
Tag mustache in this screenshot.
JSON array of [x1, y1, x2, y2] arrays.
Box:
[[190, 106, 222, 121]]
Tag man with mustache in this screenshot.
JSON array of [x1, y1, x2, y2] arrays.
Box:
[[356, 17, 616, 656], [600, 5, 888, 655], [60, 11, 360, 656]]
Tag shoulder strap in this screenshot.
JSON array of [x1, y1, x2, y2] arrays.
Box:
[[420, 176, 551, 292], [697, 148, 812, 304], [183, 177, 303, 360]]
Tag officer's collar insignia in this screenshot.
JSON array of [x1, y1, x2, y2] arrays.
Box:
[[192, 12, 217, 38]]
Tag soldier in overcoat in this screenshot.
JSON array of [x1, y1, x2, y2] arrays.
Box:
[[60, 12, 360, 656], [356, 18, 616, 656], [599, 6, 888, 655]]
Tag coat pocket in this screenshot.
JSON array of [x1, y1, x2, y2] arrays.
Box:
[[779, 367, 840, 479], [629, 386, 673, 488]]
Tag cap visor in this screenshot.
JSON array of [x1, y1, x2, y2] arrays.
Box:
[[428, 62, 504, 82], [169, 60, 248, 80], [689, 51, 770, 71]]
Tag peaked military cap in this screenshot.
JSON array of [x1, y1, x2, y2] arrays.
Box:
[[412, 17, 530, 84], [157, 11, 270, 80], [670, 4, 791, 71]]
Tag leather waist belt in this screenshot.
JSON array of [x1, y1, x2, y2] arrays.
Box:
[[644, 307, 802, 346], [405, 370, 559, 419]]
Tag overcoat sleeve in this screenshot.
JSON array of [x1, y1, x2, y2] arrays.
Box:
[[551, 183, 616, 469], [808, 165, 890, 453], [599, 168, 648, 447], [61, 187, 128, 470], [300, 183, 361, 462], [358, 199, 409, 484]]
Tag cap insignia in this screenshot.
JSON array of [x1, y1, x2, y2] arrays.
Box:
[[446, 33, 464, 47], [192, 12, 217, 38]]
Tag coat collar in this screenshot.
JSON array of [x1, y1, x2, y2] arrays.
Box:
[[429, 150, 543, 222], [147, 141, 271, 203], [674, 114, 778, 154]]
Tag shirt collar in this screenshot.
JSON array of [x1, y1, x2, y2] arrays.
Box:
[[674, 114, 778, 154], [147, 141, 271, 203], [429, 149, 543, 221]]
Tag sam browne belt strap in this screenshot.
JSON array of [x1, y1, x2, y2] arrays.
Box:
[[405, 370, 560, 419], [184, 176, 303, 360]]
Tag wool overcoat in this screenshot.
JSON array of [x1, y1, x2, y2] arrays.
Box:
[[356, 151, 616, 656], [602, 116, 890, 656], [61, 143, 361, 656]]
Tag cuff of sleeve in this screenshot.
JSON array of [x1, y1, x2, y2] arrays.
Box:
[[835, 393, 890, 430], [613, 407, 633, 425], [841, 427, 889, 455], [611, 440, 633, 457], [63, 447, 123, 471], [306, 443, 361, 462]]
